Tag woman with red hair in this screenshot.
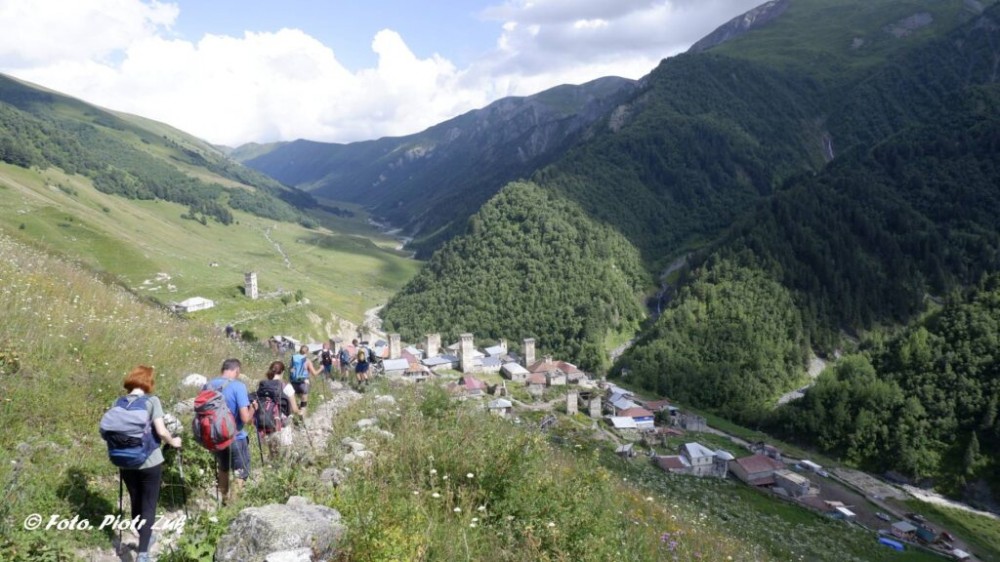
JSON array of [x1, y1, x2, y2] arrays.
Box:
[[119, 365, 182, 562]]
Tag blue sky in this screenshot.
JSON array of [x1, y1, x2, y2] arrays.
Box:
[[171, 0, 498, 71], [0, 0, 764, 145]]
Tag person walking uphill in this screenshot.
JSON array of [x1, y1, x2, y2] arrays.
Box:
[[100, 365, 182, 562], [289, 345, 321, 413], [205, 358, 256, 505]]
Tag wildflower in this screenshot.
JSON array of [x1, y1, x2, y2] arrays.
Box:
[[466, 472, 474, 479], [506, 515, 515, 521], [454, 507, 462, 513], [646, 496, 654, 502], [477, 505, 486, 512], [413, 491, 420, 495], [443, 475, 449, 480], [470, 523, 477, 528], [432, 493, 441, 499], [472, 517, 479, 523], [430, 468, 437, 475]]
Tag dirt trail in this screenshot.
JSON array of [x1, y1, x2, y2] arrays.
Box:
[[777, 355, 828, 405], [261, 226, 291, 269]]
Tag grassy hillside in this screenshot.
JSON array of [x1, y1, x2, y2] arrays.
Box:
[[0, 236, 952, 561], [0, 159, 419, 340]]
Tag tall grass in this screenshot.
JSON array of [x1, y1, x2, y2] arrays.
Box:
[[0, 232, 265, 553]]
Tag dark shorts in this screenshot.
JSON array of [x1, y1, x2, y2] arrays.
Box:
[[215, 437, 250, 479], [291, 380, 310, 394], [355, 363, 369, 374], [322, 363, 332, 375]]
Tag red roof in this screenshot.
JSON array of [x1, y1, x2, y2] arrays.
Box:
[[656, 456, 688, 471], [619, 407, 654, 419], [644, 399, 671, 411], [735, 454, 784, 475], [527, 359, 582, 375], [526, 373, 547, 385], [460, 376, 487, 390]]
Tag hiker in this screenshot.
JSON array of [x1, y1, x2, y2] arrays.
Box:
[[355, 342, 371, 386], [318, 341, 335, 382], [106, 366, 182, 562], [289, 345, 321, 412], [337, 342, 353, 381], [206, 358, 256, 505], [255, 361, 300, 459]]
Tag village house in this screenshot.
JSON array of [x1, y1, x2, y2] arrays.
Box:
[[404, 361, 431, 382], [672, 413, 707, 432], [524, 373, 549, 396], [774, 470, 815, 498], [618, 407, 655, 430], [501, 362, 530, 382], [483, 340, 508, 358], [608, 416, 640, 440], [608, 391, 640, 415], [381, 358, 410, 377], [422, 354, 460, 372], [616, 443, 637, 458], [527, 356, 582, 386], [449, 375, 488, 398], [655, 454, 691, 475], [172, 296, 215, 313], [643, 399, 672, 413], [679, 443, 728, 478], [479, 356, 503, 374], [730, 454, 785, 486]]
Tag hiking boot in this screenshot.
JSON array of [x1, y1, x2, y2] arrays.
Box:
[[136, 553, 151, 562]]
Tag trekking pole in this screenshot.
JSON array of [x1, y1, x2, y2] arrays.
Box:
[[117, 469, 123, 554], [175, 449, 190, 520], [254, 422, 265, 466]]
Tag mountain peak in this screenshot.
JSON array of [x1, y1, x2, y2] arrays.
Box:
[[688, 0, 791, 53]]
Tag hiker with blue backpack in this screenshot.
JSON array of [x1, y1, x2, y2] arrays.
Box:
[[99, 365, 182, 562], [289, 345, 320, 413], [193, 358, 256, 506]]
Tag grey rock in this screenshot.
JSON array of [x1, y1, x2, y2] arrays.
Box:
[[355, 418, 378, 429], [173, 398, 195, 416], [374, 395, 396, 406], [319, 467, 346, 487], [216, 497, 344, 562], [181, 374, 207, 388], [265, 548, 314, 562]]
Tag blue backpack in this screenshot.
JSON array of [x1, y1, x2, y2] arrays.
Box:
[[290, 354, 308, 382], [99, 395, 160, 468]]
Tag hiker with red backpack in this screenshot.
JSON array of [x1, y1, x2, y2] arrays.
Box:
[[99, 365, 182, 562], [254, 361, 300, 459], [194, 358, 256, 505], [289, 345, 320, 413]]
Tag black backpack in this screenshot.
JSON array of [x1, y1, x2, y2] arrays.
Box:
[[254, 380, 285, 435], [320, 349, 333, 366]]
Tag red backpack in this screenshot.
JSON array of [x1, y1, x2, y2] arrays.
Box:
[[192, 380, 238, 451]]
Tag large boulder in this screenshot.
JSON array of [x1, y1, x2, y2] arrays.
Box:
[[181, 374, 207, 388], [215, 496, 345, 562]]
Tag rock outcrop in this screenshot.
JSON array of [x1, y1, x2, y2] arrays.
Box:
[[215, 496, 345, 562], [688, 0, 791, 53]]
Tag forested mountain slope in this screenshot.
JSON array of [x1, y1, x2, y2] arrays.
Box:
[[239, 77, 636, 256]]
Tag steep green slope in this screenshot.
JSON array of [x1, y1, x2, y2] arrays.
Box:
[[772, 275, 1000, 506], [381, 181, 647, 371], [240, 77, 637, 257], [616, 259, 810, 420], [0, 73, 313, 224]]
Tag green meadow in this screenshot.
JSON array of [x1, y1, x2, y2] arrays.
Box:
[[0, 161, 421, 341]]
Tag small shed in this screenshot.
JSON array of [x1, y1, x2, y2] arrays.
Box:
[[172, 296, 215, 313], [487, 398, 513, 417], [891, 521, 917, 539]]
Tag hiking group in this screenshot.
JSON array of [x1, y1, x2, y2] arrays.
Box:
[[98, 356, 324, 559]]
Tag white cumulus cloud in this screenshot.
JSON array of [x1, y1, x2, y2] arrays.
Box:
[[0, 0, 767, 145]]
